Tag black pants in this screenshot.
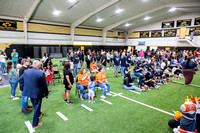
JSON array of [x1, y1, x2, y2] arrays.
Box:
[[31, 98, 42, 127], [87, 61, 90, 69], [145, 81, 155, 87], [197, 114, 200, 133]]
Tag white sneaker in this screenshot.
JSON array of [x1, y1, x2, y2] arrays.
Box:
[[12, 97, 19, 100], [88, 100, 91, 103], [106, 93, 112, 96], [100, 95, 106, 99]]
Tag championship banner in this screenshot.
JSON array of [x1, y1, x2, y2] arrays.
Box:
[[189, 27, 200, 35], [164, 29, 176, 37], [177, 19, 191, 27], [151, 30, 162, 37], [140, 31, 149, 38], [0, 20, 17, 30], [194, 17, 200, 25], [162, 21, 174, 28]]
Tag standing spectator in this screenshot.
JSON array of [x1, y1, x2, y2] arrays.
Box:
[[101, 52, 107, 68], [7, 61, 19, 100], [18, 60, 48, 129], [139, 49, 144, 62], [11, 49, 18, 69], [96, 52, 101, 68], [112, 52, 121, 78], [190, 31, 195, 41], [19, 59, 32, 113], [194, 49, 198, 58], [45, 63, 54, 93], [63, 63, 74, 104], [0, 51, 7, 75], [96, 67, 111, 99], [42, 53, 48, 63], [78, 50, 82, 69], [73, 51, 79, 77], [88, 76, 96, 104], [106, 51, 111, 69], [86, 52, 91, 70], [81, 50, 84, 67], [121, 52, 127, 77]]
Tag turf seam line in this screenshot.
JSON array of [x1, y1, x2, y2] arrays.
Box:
[[24, 121, 35, 133], [110, 91, 174, 116], [129, 90, 141, 94], [170, 78, 200, 88], [56, 112, 68, 121], [100, 99, 113, 104], [81, 104, 93, 111]]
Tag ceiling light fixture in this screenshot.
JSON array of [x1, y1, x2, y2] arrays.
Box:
[[125, 23, 131, 27], [53, 10, 61, 16], [68, 0, 76, 3], [169, 7, 176, 12], [144, 16, 151, 20], [115, 9, 124, 14], [96, 18, 103, 22], [165, 23, 170, 26]]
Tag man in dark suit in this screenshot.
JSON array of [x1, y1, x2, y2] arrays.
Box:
[[19, 60, 48, 129]]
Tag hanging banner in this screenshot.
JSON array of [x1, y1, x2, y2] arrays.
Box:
[[151, 30, 162, 37], [194, 17, 200, 25], [0, 20, 17, 30], [164, 29, 177, 37], [140, 31, 149, 38], [177, 19, 191, 27], [162, 21, 174, 28]]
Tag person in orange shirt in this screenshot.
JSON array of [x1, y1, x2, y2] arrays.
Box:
[[77, 67, 90, 101], [96, 67, 111, 99], [90, 58, 98, 75]]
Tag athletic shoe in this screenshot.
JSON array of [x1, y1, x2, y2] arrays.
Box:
[[148, 88, 151, 90], [22, 109, 31, 113], [88, 100, 91, 103], [106, 93, 112, 96], [115, 76, 118, 78], [113, 76, 115, 78], [27, 105, 33, 108], [66, 102, 74, 105], [63, 99, 67, 102], [100, 95, 106, 99], [32, 122, 42, 129], [92, 101, 95, 104], [12, 97, 19, 100], [48, 91, 51, 94]]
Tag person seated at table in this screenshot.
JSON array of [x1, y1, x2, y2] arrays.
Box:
[[124, 73, 146, 92], [124, 64, 136, 82], [77, 67, 90, 101], [90, 58, 98, 75], [96, 67, 111, 99]]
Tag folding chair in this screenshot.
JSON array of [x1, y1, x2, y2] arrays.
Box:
[[53, 70, 62, 85]]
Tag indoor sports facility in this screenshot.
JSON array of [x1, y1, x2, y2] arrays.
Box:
[[0, 0, 200, 133]]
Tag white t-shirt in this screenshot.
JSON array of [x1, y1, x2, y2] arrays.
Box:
[[42, 56, 48, 62], [161, 62, 166, 70], [0, 55, 6, 63], [107, 53, 110, 60]]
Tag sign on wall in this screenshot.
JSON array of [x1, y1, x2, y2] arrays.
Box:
[[177, 19, 191, 27], [194, 17, 200, 25], [162, 21, 174, 28], [138, 41, 145, 45], [140, 31, 149, 38], [189, 27, 200, 35], [151, 30, 162, 37], [0, 20, 17, 30], [164, 29, 177, 37]]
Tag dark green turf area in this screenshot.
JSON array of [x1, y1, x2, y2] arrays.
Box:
[[0, 58, 199, 133]]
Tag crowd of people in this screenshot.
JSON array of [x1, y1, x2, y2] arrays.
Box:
[[0, 47, 199, 129]]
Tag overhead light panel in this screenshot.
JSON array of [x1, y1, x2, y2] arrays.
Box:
[[115, 9, 124, 14], [169, 7, 176, 12], [165, 23, 170, 26], [53, 10, 61, 16], [96, 18, 103, 22], [144, 16, 151, 20], [68, 0, 76, 3], [125, 23, 131, 27]]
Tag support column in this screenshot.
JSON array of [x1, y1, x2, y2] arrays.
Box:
[[71, 26, 75, 44], [23, 21, 28, 43], [103, 29, 107, 44]]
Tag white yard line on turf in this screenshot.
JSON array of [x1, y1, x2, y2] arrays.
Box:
[[0, 85, 10, 88], [81, 104, 93, 111], [129, 90, 141, 94], [24, 121, 35, 133], [112, 93, 123, 97], [56, 112, 68, 121], [110, 91, 174, 116], [100, 99, 113, 104]]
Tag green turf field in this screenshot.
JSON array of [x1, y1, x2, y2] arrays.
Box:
[[0, 58, 199, 133]]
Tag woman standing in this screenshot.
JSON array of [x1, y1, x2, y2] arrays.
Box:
[[77, 67, 90, 101], [106, 51, 111, 69], [63, 63, 74, 104], [121, 52, 127, 77], [45, 63, 54, 93], [7, 61, 19, 100], [42, 53, 48, 63], [0, 51, 7, 75], [181, 57, 197, 86]]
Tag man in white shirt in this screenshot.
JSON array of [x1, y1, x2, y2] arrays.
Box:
[[0, 51, 7, 75]]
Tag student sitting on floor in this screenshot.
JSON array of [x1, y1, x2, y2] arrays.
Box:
[[88, 76, 96, 104], [138, 76, 149, 91], [90, 58, 98, 75], [124, 73, 146, 92], [124, 64, 136, 83], [144, 72, 160, 90]]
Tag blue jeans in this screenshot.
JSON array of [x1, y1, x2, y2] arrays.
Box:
[[98, 82, 110, 96], [134, 72, 143, 79], [124, 85, 143, 92], [131, 74, 137, 82], [121, 66, 126, 77], [78, 60, 82, 69], [22, 91, 28, 110], [97, 62, 101, 68], [73, 63, 78, 76], [77, 83, 87, 95], [9, 78, 18, 97], [13, 61, 17, 69], [0, 62, 6, 74]]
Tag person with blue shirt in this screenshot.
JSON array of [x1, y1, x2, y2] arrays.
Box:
[[11, 49, 19, 69], [78, 51, 82, 68], [141, 61, 148, 75], [121, 52, 127, 77], [179, 56, 184, 64], [148, 60, 155, 72], [124, 64, 136, 82], [138, 76, 149, 91], [112, 52, 121, 78], [127, 52, 134, 65], [134, 63, 144, 79], [88, 76, 96, 104]]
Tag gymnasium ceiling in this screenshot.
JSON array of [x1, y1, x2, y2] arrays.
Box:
[[0, 0, 200, 32]]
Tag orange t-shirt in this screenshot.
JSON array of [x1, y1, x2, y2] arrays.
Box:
[[96, 72, 106, 83], [90, 63, 98, 71], [78, 73, 89, 86]]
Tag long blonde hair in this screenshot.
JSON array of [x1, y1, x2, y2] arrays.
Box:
[[121, 52, 125, 59]]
